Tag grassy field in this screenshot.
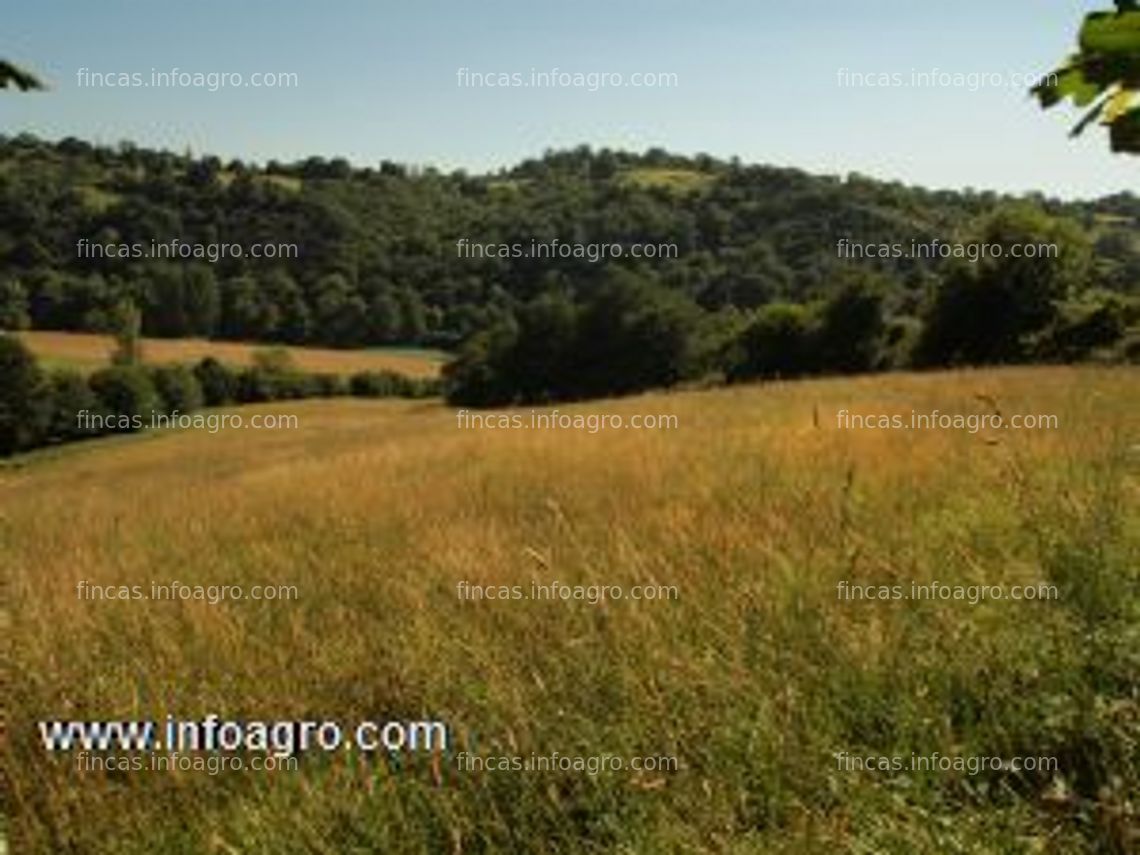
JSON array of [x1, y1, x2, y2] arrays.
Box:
[[14, 330, 446, 378], [4, 367, 1138, 853], [618, 167, 715, 193]]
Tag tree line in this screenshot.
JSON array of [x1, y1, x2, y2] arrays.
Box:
[[0, 335, 439, 457], [446, 205, 1138, 405]]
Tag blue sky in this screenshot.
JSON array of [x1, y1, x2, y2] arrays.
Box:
[[4, 0, 1134, 199]]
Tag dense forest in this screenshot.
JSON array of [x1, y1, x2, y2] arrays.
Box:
[[1, 134, 1137, 405]]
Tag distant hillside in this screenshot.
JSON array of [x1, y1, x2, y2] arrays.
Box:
[[1, 134, 1136, 353]]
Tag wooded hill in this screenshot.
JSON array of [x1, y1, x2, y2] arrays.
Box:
[[2, 134, 1136, 352]]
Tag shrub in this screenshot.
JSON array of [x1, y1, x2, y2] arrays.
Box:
[[727, 303, 817, 381], [0, 277, 30, 329], [45, 370, 102, 443], [882, 316, 923, 370], [234, 367, 277, 403], [237, 348, 325, 401], [312, 373, 347, 397], [88, 366, 161, 432], [443, 273, 703, 406], [275, 371, 321, 400], [0, 334, 52, 454], [815, 274, 888, 374], [193, 357, 238, 406], [443, 322, 520, 407], [150, 364, 204, 415], [1119, 330, 1140, 364], [411, 377, 443, 398], [915, 206, 1092, 367], [349, 370, 438, 398], [1041, 294, 1129, 361], [349, 370, 402, 397], [569, 272, 703, 399]]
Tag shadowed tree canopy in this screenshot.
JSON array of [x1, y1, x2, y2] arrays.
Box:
[[2, 135, 1136, 393]]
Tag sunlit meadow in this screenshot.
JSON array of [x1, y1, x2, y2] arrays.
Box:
[[4, 366, 1138, 853]]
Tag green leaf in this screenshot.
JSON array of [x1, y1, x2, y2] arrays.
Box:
[[1080, 11, 1140, 55], [1070, 69, 1110, 107], [1035, 63, 1107, 109]]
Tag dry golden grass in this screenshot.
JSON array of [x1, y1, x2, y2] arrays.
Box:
[[15, 330, 445, 378], [4, 366, 1138, 853]]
